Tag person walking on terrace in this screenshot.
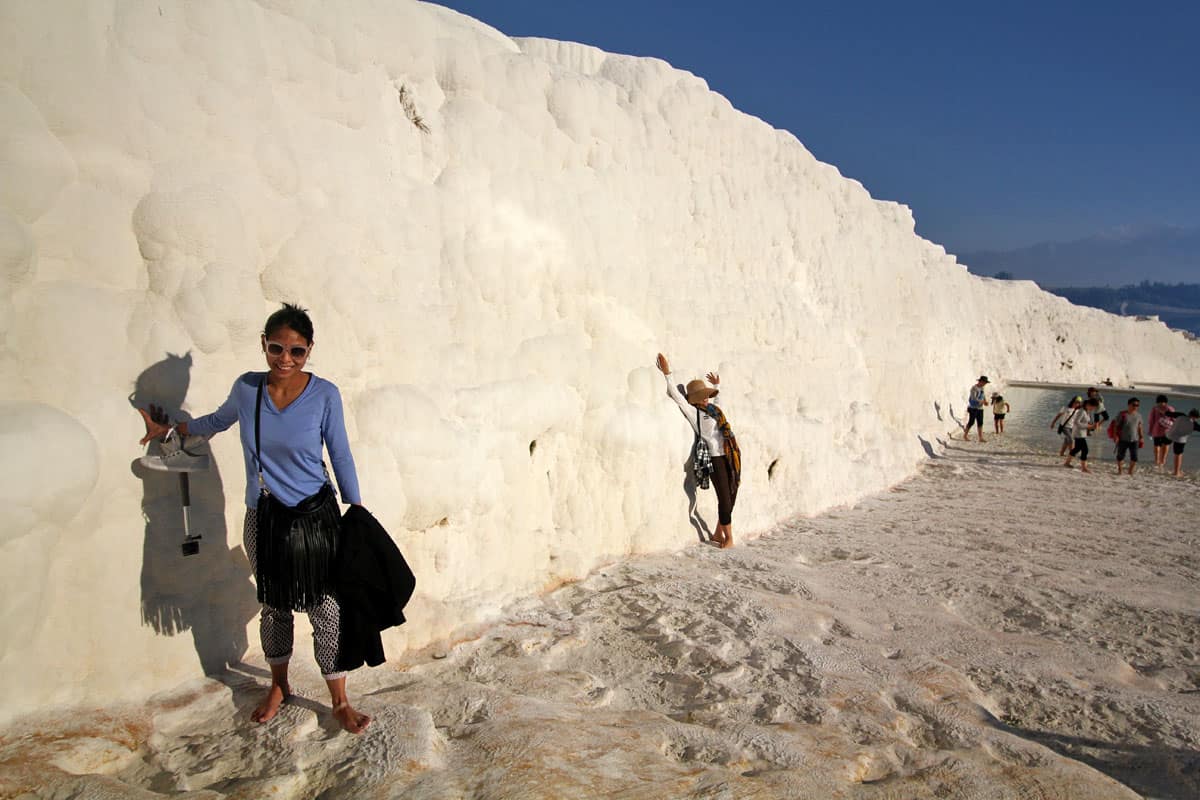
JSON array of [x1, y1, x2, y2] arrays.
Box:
[[1113, 397, 1145, 476], [1050, 395, 1083, 457], [1147, 395, 1176, 469], [137, 303, 371, 734], [1063, 398, 1100, 472], [963, 376, 990, 442], [656, 353, 742, 549]]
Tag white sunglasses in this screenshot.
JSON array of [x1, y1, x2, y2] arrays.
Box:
[[264, 340, 311, 359]]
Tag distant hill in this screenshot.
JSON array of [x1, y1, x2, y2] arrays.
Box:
[[958, 225, 1200, 287], [1040, 282, 1200, 337]]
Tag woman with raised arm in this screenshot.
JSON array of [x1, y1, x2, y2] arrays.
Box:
[[656, 353, 742, 548], [137, 303, 371, 734]]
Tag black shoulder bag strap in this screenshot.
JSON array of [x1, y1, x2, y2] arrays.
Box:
[[255, 375, 266, 493]]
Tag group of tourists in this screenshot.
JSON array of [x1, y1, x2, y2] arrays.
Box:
[[964, 377, 1198, 476], [1048, 386, 1110, 473], [1050, 390, 1199, 476]]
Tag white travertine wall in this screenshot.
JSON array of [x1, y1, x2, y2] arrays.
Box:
[[1, 1, 1196, 723]]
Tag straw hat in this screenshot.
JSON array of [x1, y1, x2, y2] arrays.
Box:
[[686, 379, 718, 405]]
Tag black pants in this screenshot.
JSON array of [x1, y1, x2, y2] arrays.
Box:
[[711, 455, 738, 525], [965, 408, 984, 430], [1070, 437, 1089, 460]]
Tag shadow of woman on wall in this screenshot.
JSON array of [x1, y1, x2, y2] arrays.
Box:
[[129, 352, 259, 676]]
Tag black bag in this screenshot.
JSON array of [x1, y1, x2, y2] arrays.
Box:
[[692, 407, 714, 490]]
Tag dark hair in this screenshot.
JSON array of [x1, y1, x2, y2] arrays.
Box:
[[1127, 398, 1140, 406], [1084, 398, 1099, 408], [264, 302, 314, 343], [1156, 394, 1169, 404], [1190, 408, 1199, 417], [1086, 387, 1098, 394]]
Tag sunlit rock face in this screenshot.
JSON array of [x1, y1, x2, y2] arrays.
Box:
[[1, 0, 1196, 721]]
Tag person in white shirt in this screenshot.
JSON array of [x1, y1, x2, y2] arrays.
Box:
[[1063, 398, 1100, 472], [656, 353, 741, 549], [1049, 396, 1083, 457]]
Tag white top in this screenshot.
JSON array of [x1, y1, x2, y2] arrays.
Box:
[[1053, 405, 1075, 427], [664, 373, 726, 455], [1062, 407, 1091, 437]]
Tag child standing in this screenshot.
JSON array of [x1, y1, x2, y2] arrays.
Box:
[[991, 394, 1010, 434]]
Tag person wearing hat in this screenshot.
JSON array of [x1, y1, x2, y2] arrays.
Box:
[[1049, 395, 1084, 457], [963, 376, 991, 442], [656, 353, 742, 548]]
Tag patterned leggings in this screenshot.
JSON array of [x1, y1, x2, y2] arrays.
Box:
[[244, 509, 345, 680]]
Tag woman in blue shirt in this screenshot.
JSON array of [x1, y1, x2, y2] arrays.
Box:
[[138, 303, 370, 733]]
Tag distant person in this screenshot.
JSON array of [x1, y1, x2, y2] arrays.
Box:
[[991, 394, 1010, 434], [1063, 398, 1100, 472], [137, 303, 372, 734], [963, 376, 990, 442], [1164, 408, 1200, 477], [1147, 395, 1175, 469], [1085, 387, 1109, 436], [1113, 398, 1145, 476], [656, 353, 742, 549], [1049, 395, 1083, 457]]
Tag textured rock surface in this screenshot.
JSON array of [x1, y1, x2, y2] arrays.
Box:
[[0, 0, 1197, 721]]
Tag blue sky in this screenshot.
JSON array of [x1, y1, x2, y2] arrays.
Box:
[[432, 1, 1198, 270]]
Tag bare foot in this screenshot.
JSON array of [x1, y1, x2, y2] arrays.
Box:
[[251, 683, 290, 723], [333, 702, 371, 734], [1080, 465, 1090, 473], [720, 534, 733, 549]]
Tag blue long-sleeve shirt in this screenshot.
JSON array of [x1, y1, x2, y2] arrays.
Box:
[[189, 371, 362, 508]]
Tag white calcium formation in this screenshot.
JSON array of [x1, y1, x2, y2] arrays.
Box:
[[0, 1, 1196, 722]]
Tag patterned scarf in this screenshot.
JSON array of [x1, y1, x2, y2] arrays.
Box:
[[705, 402, 741, 487]]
